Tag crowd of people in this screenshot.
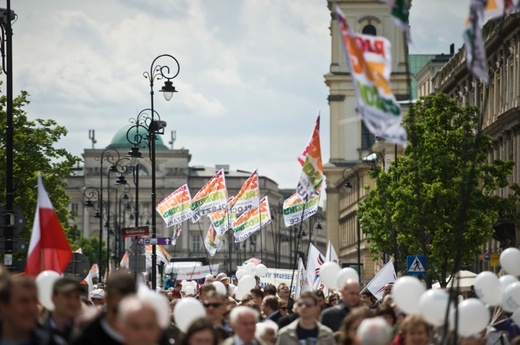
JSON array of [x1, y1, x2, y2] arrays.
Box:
[[1, 266, 520, 345]]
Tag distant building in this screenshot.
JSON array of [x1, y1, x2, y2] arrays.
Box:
[[65, 126, 327, 276], [419, 13, 520, 271]]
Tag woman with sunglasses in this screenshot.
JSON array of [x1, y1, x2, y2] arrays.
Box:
[[328, 294, 339, 307]]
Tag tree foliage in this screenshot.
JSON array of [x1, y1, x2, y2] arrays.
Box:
[[358, 93, 520, 287], [0, 90, 81, 258]]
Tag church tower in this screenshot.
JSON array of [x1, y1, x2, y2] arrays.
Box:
[[324, 0, 410, 280]]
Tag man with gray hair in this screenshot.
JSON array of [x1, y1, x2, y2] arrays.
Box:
[[357, 317, 392, 345], [117, 295, 162, 345], [222, 306, 266, 345]]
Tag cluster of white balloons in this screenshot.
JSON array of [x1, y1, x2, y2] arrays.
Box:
[[180, 280, 198, 296], [317, 262, 360, 289], [390, 248, 520, 337], [234, 262, 268, 300]]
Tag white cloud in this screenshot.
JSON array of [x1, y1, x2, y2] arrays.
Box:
[[7, 0, 469, 192]]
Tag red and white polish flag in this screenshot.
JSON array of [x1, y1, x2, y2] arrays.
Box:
[[25, 173, 72, 276]]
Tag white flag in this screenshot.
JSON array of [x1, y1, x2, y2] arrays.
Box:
[[306, 243, 326, 291], [365, 261, 397, 301], [294, 257, 307, 299], [325, 241, 339, 264]]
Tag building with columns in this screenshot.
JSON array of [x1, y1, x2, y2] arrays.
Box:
[[323, 0, 411, 282]]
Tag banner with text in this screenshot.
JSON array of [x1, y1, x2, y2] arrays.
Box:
[[191, 169, 229, 222], [257, 268, 299, 293], [283, 193, 320, 227], [233, 196, 271, 243], [156, 184, 193, 227], [229, 170, 260, 214], [335, 5, 406, 146], [176, 264, 220, 280]]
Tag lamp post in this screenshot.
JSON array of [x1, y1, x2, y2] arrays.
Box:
[[144, 54, 180, 290], [343, 168, 362, 280], [1, 3, 16, 269], [83, 186, 104, 276]]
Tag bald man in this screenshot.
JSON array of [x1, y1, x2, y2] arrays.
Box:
[[117, 295, 162, 345], [319, 279, 360, 332]]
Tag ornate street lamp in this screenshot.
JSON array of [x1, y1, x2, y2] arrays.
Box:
[[144, 54, 180, 290]]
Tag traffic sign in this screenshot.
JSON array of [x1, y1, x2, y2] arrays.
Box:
[[138, 237, 174, 246], [0, 238, 27, 253], [122, 226, 150, 238], [483, 252, 490, 262], [64, 253, 91, 280], [129, 255, 146, 272], [6, 260, 26, 273], [407, 255, 426, 275]]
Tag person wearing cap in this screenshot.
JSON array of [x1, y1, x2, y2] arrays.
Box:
[[219, 275, 231, 296], [40, 276, 83, 344], [204, 274, 215, 285], [90, 289, 105, 308]]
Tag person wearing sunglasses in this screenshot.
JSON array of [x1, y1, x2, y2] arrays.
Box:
[[276, 292, 335, 345], [203, 291, 233, 341]]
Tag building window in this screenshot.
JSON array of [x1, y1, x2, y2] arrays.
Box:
[[361, 122, 375, 149], [362, 24, 377, 36], [192, 234, 201, 252], [70, 203, 79, 214]]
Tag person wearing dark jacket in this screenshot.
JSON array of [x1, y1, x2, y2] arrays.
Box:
[[261, 296, 282, 324], [319, 280, 360, 332], [72, 270, 137, 345]]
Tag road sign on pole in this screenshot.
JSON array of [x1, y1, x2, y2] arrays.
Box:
[[407, 255, 426, 275], [139, 237, 174, 246]]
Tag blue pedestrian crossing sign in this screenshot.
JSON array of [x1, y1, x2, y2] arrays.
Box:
[[407, 255, 426, 275]]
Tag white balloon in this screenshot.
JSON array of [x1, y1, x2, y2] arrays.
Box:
[[392, 276, 426, 315], [228, 283, 237, 296], [499, 275, 518, 291], [138, 288, 170, 329], [244, 263, 256, 276], [502, 282, 520, 312], [212, 281, 227, 295], [235, 289, 248, 301], [419, 289, 451, 327], [236, 269, 247, 280], [500, 248, 520, 276], [238, 275, 256, 291], [474, 271, 502, 305], [35, 270, 61, 311], [255, 264, 268, 277], [173, 297, 206, 332], [320, 262, 342, 290], [185, 286, 196, 296], [511, 308, 520, 326], [451, 298, 490, 336], [336, 267, 360, 288]]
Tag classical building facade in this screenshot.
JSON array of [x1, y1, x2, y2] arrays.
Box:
[[323, 0, 411, 282], [65, 127, 327, 274], [417, 13, 520, 271]]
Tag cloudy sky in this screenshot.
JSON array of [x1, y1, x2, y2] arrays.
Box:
[[8, 0, 468, 192]]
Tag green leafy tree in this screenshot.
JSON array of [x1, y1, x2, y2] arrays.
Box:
[[0, 90, 81, 259], [358, 93, 519, 287]]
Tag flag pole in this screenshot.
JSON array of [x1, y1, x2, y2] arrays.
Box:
[[289, 197, 307, 293]]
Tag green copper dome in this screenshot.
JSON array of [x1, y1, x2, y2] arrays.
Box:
[[107, 124, 169, 150]]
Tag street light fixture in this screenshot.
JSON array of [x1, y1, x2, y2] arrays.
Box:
[[343, 168, 362, 280], [143, 54, 180, 290]]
